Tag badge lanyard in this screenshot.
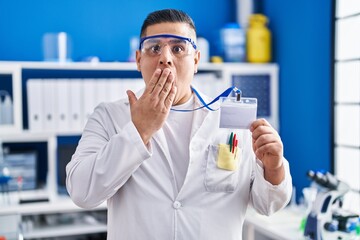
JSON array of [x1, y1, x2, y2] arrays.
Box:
[[171, 86, 241, 112]]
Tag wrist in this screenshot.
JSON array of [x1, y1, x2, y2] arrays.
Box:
[[264, 161, 285, 185]]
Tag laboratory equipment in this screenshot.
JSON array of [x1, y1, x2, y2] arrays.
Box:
[[0, 139, 11, 205], [43, 32, 72, 62], [0, 90, 14, 125], [246, 14, 271, 63], [304, 170, 352, 240], [3, 151, 37, 191], [197, 37, 209, 63], [220, 23, 246, 62]]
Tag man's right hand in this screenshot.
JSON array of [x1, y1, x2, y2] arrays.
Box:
[[127, 68, 177, 145]]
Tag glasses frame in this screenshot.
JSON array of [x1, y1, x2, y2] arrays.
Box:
[[138, 34, 197, 52]]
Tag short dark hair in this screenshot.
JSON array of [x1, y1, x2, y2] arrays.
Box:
[[140, 9, 196, 37]]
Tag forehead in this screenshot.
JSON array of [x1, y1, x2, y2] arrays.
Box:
[[143, 22, 195, 39]]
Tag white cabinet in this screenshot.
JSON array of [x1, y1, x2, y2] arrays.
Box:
[[0, 61, 279, 239], [0, 61, 279, 134], [0, 198, 106, 240]]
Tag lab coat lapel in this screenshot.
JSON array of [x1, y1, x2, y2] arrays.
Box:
[[124, 88, 179, 195], [190, 89, 216, 140], [152, 129, 179, 194]]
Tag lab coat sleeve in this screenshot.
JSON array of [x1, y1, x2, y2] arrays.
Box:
[[250, 157, 292, 215], [66, 103, 151, 209]]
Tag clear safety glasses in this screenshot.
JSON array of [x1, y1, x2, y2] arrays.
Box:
[[139, 34, 197, 58]]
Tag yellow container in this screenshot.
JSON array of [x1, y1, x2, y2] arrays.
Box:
[[246, 14, 271, 63]]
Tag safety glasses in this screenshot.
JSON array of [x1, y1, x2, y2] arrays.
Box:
[[139, 34, 197, 57]]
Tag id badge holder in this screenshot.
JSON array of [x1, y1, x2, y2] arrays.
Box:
[[219, 96, 257, 129]]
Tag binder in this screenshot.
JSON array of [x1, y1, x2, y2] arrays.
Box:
[[82, 79, 97, 124], [27, 79, 44, 131], [193, 73, 220, 98], [56, 80, 70, 132], [108, 79, 123, 102], [122, 78, 144, 97], [42, 79, 57, 131], [68, 79, 83, 131], [95, 79, 108, 104]]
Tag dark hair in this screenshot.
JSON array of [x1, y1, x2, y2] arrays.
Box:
[[140, 9, 196, 37]]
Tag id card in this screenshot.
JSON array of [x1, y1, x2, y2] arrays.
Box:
[[219, 97, 257, 129]]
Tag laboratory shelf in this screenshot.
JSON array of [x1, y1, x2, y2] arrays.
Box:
[[0, 61, 279, 239], [23, 223, 107, 239]]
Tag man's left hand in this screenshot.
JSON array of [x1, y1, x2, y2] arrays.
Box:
[[250, 118, 285, 184]]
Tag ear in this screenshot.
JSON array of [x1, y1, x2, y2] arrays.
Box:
[[136, 50, 141, 72], [193, 50, 200, 73]]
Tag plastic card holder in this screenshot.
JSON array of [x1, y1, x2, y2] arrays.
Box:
[[219, 97, 257, 129]]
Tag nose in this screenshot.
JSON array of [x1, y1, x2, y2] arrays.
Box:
[[159, 45, 173, 66]]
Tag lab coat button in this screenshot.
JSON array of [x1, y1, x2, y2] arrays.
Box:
[[173, 201, 182, 209]]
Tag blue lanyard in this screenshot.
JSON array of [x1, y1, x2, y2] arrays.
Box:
[[171, 86, 241, 112]]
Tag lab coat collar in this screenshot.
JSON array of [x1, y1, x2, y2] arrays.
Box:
[[123, 86, 216, 195]]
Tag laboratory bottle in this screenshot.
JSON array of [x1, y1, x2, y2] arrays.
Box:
[[0, 138, 11, 188], [220, 23, 246, 62], [246, 14, 271, 63], [128, 36, 139, 62], [0, 94, 13, 125], [197, 37, 209, 63]]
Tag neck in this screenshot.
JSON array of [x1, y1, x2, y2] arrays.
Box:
[[173, 87, 193, 105]]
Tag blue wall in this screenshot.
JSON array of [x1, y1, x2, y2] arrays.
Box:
[[0, 0, 333, 201], [0, 0, 236, 61], [262, 0, 333, 200]]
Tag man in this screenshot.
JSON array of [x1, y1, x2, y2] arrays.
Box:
[[66, 9, 292, 240]]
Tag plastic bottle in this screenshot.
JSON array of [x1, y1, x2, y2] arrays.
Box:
[[128, 36, 139, 62], [246, 14, 271, 63], [221, 23, 246, 62], [0, 94, 13, 125], [197, 37, 209, 63]]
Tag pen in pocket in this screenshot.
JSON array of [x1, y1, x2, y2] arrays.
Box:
[[228, 132, 234, 152]]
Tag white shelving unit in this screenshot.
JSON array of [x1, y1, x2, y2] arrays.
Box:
[[0, 197, 107, 239], [0, 61, 279, 239]]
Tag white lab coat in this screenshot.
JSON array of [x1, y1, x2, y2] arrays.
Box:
[[66, 88, 292, 240]]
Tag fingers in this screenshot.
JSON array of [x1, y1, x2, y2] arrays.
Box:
[[126, 90, 137, 106], [250, 118, 271, 132], [255, 142, 282, 156], [164, 84, 177, 109], [144, 69, 162, 94], [143, 68, 175, 109], [158, 71, 174, 101], [151, 68, 172, 96], [254, 142, 283, 168], [252, 132, 282, 152], [250, 118, 282, 157], [253, 131, 279, 147], [250, 118, 278, 139]]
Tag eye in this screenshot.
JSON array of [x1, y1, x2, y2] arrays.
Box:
[[172, 45, 185, 54], [150, 45, 161, 54]]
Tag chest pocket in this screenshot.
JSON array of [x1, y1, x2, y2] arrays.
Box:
[[204, 144, 242, 192]]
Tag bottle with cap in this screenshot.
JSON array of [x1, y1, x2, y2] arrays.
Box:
[[197, 37, 209, 63], [0, 91, 13, 125], [128, 36, 139, 62], [1, 94, 13, 125], [220, 23, 246, 62], [246, 14, 271, 63]]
